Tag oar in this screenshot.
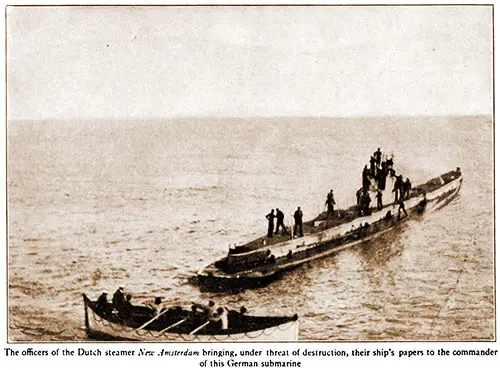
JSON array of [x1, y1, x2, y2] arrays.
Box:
[[159, 318, 187, 334], [189, 320, 211, 335], [135, 310, 168, 331]]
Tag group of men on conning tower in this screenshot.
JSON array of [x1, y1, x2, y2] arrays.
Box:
[[359, 148, 412, 218]]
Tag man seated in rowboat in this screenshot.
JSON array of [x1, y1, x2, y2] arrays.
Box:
[[207, 307, 229, 331], [160, 306, 185, 326], [117, 294, 155, 320], [121, 294, 135, 316], [95, 290, 112, 315], [185, 301, 218, 332], [190, 301, 215, 322], [112, 287, 126, 312], [146, 297, 163, 316]]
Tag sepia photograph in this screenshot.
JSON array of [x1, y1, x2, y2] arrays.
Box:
[[5, 4, 494, 343]]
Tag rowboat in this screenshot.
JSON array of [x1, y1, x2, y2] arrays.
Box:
[[196, 167, 463, 292], [82, 294, 299, 341]]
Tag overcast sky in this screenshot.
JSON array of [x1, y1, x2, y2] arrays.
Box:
[[7, 5, 493, 120]]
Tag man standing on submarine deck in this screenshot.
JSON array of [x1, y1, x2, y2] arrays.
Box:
[[293, 207, 303, 237], [325, 190, 336, 221], [266, 209, 276, 238], [275, 208, 287, 235]]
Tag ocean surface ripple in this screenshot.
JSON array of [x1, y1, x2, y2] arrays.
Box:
[[7, 116, 494, 341]]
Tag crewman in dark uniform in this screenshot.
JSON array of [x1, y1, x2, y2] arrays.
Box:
[[376, 190, 383, 210], [386, 156, 394, 168], [397, 175, 404, 200], [362, 165, 370, 192], [417, 193, 428, 213], [403, 178, 412, 200], [398, 199, 408, 219], [369, 156, 376, 177], [356, 188, 364, 205], [393, 175, 403, 203], [325, 190, 336, 220], [377, 166, 387, 190], [293, 207, 303, 237], [266, 209, 276, 238], [374, 148, 382, 166], [362, 192, 372, 216], [275, 208, 287, 235]]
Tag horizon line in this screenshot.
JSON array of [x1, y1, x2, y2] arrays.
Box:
[[6, 113, 493, 122]]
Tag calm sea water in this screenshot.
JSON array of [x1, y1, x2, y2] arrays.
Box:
[[7, 116, 494, 341]]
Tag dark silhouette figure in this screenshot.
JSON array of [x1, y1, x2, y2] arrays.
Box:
[[403, 178, 412, 200], [356, 188, 364, 205], [376, 190, 383, 210], [148, 297, 163, 315], [397, 175, 404, 199], [266, 210, 276, 238], [377, 166, 387, 190], [362, 165, 370, 192], [122, 294, 134, 316], [381, 160, 387, 172], [374, 148, 382, 166], [369, 156, 376, 177], [387, 156, 394, 168], [398, 199, 408, 219], [112, 287, 125, 311], [293, 207, 303, 237], [417, 193, 428, 214], [325, 190, 336, 220], [275, 208, 287, 235], [96, 291, 112, 315], [362, 192, 372, 216], [393, 175, 403, 203]]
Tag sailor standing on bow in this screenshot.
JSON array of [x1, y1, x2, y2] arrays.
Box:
[[266, 209, 276, 238]]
